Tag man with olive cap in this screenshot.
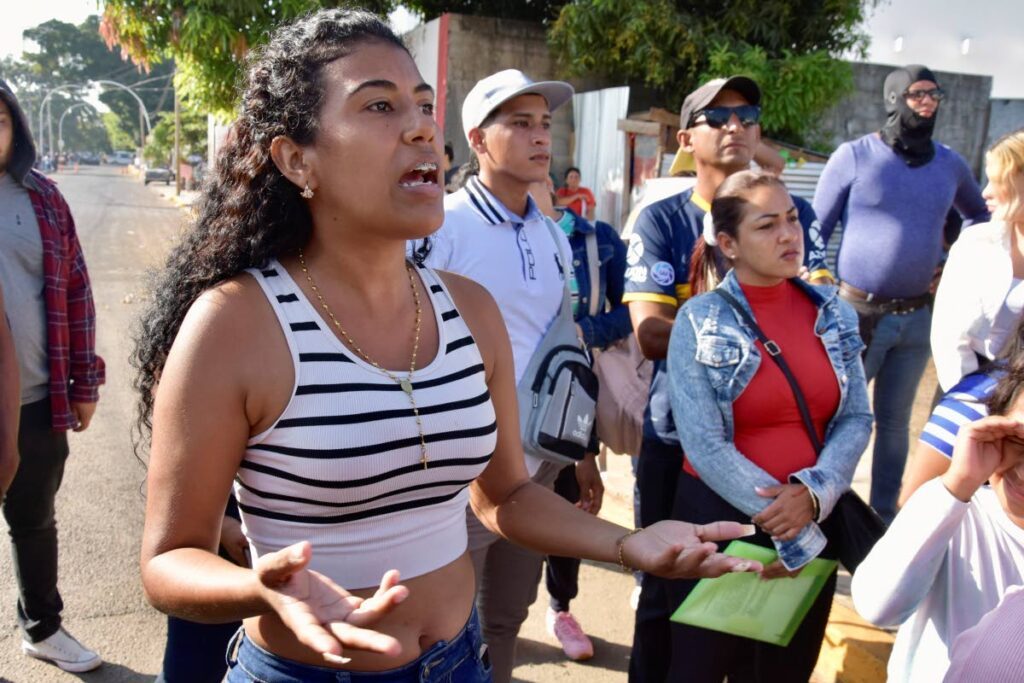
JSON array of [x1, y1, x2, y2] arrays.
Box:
[[813, 65, 989, 524], [410, 68, 605, 683]]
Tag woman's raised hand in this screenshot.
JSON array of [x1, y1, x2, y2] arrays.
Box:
[[255, 541, 408, 664], [622, 520, 762, 579], [943, 415, 1024, 502]]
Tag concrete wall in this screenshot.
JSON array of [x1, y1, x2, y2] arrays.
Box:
[[819, 62, 993, 175], [986, 99, 1024, 150], [405, 14, 616, 179]]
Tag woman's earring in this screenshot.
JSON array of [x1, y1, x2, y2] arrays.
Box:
[[301, 183, 314, 199]]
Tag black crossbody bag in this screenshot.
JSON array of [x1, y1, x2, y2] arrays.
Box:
[[714, 288, 886, 573]]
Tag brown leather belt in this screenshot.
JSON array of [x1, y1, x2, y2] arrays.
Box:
[[839, 282, 931, 315]]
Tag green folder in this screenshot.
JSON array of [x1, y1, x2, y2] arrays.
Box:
[[669, 540, 837, 647]]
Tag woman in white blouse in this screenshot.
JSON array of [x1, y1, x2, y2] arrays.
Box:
[[932, 128, 1024, 391]]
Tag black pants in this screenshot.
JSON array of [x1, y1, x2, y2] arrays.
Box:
[[663, 472, 837, 683], [2, 399, 69, 642], [157, 616, 242, 683], [546, 464, 582, 612], [628, 438, 684, 683]]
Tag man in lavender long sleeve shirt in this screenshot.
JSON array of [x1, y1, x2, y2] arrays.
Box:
[[813, 65, 989, 523]]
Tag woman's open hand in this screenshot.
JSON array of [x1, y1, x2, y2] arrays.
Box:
[[622, 520, 762, 579], [753, 484, 815, 541], [256, 541, 408, 665]]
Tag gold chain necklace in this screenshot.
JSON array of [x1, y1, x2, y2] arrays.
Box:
[[297, 249, 429, 469]]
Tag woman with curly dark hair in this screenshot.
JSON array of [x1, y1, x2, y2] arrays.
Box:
[[135, 9, 760, 682]]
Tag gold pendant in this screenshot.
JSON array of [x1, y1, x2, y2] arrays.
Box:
[[420, 452, 429, 470], [400, 378, 413, 394]]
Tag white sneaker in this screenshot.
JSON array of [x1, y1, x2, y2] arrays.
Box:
[[22, 627, 102, 672]]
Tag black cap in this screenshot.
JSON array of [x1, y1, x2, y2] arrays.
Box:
[[679, 76, 762, 129]]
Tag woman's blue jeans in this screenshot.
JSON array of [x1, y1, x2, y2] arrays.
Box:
[[860, 306, 932, 524], [226, 608, 492, 683]]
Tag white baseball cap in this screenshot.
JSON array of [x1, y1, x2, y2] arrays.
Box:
[[461, 69, 574, 142]]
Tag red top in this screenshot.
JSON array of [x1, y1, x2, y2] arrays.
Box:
[[684, 280, 839, 483], [556, 186, 596, 216]]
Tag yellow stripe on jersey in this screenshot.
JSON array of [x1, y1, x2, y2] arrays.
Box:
[[808, 269, 835, 283], [675, 283, 692, 302], [690, 192, 712, 213], [622, 292, 679, 307]]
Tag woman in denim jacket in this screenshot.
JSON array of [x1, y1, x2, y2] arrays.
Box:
[[664, 171, 872, 682]]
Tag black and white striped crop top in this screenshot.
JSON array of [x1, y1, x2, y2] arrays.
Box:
[[236, 260, 497, 589]]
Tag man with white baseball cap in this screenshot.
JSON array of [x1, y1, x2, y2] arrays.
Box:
[[410, 69, 606, 682]]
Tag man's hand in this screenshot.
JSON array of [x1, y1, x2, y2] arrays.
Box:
[[257, 541, 408, 665], [575, 453, 604, 515], [752, 484, 815, 541], [621, 520, 762, 579], [942, 415, 1024, 502], [70, 401, 97, 432]]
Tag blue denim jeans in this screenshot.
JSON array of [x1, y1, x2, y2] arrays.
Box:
[[860, 306, 932, 523], [226, 609, 492, 683]]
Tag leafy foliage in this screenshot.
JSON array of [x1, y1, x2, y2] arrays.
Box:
[[549, 0, 875, 145], [143, 108, 207, 166], [1, 15, 175, 152], [404, 0, 568, 22], [99, 0, 396, 117]]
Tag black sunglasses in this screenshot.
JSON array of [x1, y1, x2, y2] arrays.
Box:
[[904, 88, 945, 102], [690, 105, 761, 129]]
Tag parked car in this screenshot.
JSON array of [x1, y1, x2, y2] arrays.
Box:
[[109, 150, 134, 166], [78, 152, 100, 165], [144, 167, 175, 185]]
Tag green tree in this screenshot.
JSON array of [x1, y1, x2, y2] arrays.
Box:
[[403, 0, 567, 21], [103, 111, 137, 151], [3, 16, 176, 152], [549, 0, 876, 146], [143, 109, 207, 166], [99, 0, 397, 118]]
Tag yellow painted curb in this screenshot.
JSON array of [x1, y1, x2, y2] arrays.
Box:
[[814, 601, 892, 682]]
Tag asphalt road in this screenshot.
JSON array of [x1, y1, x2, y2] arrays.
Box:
[[0, 166, 641, 682]]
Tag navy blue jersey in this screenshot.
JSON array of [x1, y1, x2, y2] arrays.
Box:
[[623, 188, 832, 445]]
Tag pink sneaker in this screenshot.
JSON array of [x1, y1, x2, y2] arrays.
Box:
[[546, 608, 594, 661]]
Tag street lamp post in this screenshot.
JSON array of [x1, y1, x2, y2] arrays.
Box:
[[91, 80, 152, 156], [37, 84, 81, 157], [58, 102, 98, 151]]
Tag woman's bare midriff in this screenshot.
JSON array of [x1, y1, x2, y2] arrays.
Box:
[[244, 551, 477, 671]]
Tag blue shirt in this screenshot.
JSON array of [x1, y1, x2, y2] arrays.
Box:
[[813, 133, 989, 298], [623, 188, 831, 445], [919, 368, 999, 459]]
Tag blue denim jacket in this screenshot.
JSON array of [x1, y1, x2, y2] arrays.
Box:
[[668, 271, 873, 569], [562, 209, 632, 350]]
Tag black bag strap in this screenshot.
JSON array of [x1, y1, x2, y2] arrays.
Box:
[[713, 288, 823, 455]]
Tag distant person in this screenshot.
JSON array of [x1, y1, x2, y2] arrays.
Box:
[[443, 142, 460, 192], [0, 79, 105, 672], [556, 167, 597, 220], [813, 64, 990, 523], [932, 128, 1024, 391], [853, 363, 1024, 683]]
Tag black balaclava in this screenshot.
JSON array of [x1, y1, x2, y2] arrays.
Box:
[[880, 65, 939, 167]]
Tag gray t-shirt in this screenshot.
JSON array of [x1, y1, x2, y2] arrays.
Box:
[[0, 173, 49, 403]]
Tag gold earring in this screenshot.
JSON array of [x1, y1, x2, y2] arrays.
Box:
[[301, 183, 314, 199]]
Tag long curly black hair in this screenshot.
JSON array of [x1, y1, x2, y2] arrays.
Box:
[[131, 9, 408, 446]]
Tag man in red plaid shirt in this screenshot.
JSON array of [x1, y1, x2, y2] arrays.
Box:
[[0, 80, 104, 672]]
